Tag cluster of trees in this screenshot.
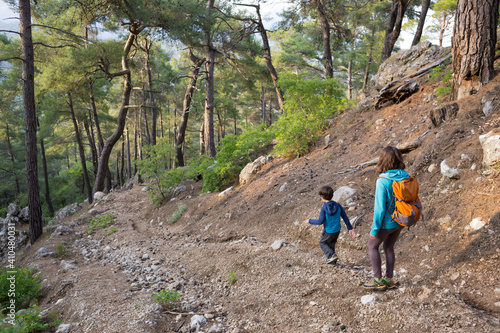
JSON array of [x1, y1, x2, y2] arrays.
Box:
[[0, 0, 498, 244]]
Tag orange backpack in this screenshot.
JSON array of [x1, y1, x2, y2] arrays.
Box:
[[380, 176, 423, 228]]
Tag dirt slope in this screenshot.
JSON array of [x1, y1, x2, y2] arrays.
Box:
[[15, 71, 500, 333]]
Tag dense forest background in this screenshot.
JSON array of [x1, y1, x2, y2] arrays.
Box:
[[0, 0, 470, 220]]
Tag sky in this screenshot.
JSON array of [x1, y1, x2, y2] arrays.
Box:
[[0, 1, 449, 55]]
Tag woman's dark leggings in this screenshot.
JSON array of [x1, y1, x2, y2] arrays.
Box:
[[368, 227, 403, 279]]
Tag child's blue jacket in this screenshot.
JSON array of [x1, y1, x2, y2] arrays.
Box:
[[371, 169, 409, 237], [308, 201, 352, 234]]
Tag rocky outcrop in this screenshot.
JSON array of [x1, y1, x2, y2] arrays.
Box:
[[239, 156, 272, 185], [371, 41, 447, 91]]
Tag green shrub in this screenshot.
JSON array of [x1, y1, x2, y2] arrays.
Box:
[[227, 271, 238, 285], [168, 204, 187, 224], [0, 267, 42, 313], [106, 227, 117, 236], [3, 305, 61, 333], [202, 125, 274, 192], [55, 242, 67, 257], [271, 74, 347, 157], [154, 289, 182, 310], [138, 138, 212, 205], [87, 213, 115, 234]]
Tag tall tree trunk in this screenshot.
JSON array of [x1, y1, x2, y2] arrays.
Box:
[[134, 110, 138, 175], [93, 24, 144, 194], [83, 117, 98, 176], [159, 104, 164, 138], [20, 0, 43, 244], [261, 86, 266, 124], [175, 48, 205, 167], [145, 44, 157, 145], [116, 150, 121, 187], [199, 122, 205, 156], [381, 0, 411, 62], [120, 141, 125, 184], [452, 0, 499, 100], [312, 0, 334, 78], [254, 4, 285, 112], [40, 137, 54, 217], [439, 14, 447, 47], [142, 84, 151, 145], [204, 0, 217, 157], [126, 127, 131, 179], [411, 0, 431, 46], [68, 93, 93, 204], [347, 59, 352, 100], [89, 81, 104, 153], [5, 123, 21, 195]]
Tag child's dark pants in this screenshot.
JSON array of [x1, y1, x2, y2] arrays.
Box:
[[319, 230, 340, 258]]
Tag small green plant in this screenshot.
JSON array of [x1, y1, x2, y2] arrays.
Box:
[[429, 64, 446, 82], [0, 267, 42, 313], [168, 204, 187, 224], [87, 213, 115, 234], [134, 302, 141, 309], [106, 227, 118, 236], [227, 271, 238, 285], [436, 85, 452, 96], [55, 242, 67, 257], [10, 305, 61, 333], [154, 289, 182, 309]]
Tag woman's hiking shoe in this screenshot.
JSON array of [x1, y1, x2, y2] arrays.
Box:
[[383, 277, 398, 289], [362, 278, 386, 290], [327, 254, 338, 265]]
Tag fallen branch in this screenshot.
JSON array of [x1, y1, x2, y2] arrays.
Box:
[[396, 130, 430, 153], [333, 157, 379, 175]]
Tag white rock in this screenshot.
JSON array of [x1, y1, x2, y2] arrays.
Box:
[[93, 191, 106, 201], [310, 301, 317, 306], [450, 273, 459, 281], [218, 186, 234, 197], [375, 118, 385, 126], [361, 294, 376, 305], [483, 100, 494, 117], [440, 159, 460, 179], [279, 182, 287, 192], [190, 314, 207, 330], [55, 324, 73, 333], [469, 218, 487, 230], [333, 186, 356, 203], [428, 163, 437, 173], [270, 240, 286, 251], [60, 260, 78, 271], [479, 131, 500, 169], [142, 253, 150, 260]]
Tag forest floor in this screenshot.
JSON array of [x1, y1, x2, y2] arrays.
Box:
[[14, 68, 500, 333]]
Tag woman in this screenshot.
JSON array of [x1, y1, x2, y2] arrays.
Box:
[[363, 146, 407, 290]]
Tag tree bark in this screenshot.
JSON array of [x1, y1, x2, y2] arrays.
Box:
[[120, 140, 125, 184], [204, 0, 217, 157], [175, 48, 205, 167], [20, 0, 43, 244], [144, 42, 157, 145], [93, 24, 144, 194], [40, 137, 54, 217], [381, 0, 411, 62], [83, 116, 98, 176], [142, 84, 151, 145], [126, 127, 131, 179], [411, 0, 431, 46], [451, 0, 499, 100], [347, 59, 352, 100], [312, 0, 334, 78], [68, 92, 93, 204]]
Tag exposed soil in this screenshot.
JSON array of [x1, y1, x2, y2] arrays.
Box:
[[12, 68, 500, 333]]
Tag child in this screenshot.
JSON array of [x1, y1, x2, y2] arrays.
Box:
[[303, 185, 356, 264]]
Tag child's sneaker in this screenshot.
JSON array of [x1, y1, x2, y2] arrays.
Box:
[[326, 253, 338, 265], [383, 277, 398, 289], [362, 278, 386, 290]]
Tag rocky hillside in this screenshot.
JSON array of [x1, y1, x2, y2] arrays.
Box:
[[3, 43, 500, 333]]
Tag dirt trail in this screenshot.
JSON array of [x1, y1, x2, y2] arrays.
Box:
[[15, 71, 500, 332]]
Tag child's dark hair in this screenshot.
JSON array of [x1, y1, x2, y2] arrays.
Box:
[[319, 186, 333, 200], [376, 146, 405, 174]]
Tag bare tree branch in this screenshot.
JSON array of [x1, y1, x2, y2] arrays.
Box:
[[31, 24, 87, 41], [0, 29, 20, 35], [33, 42, 76, 49], [0, 57, 23, 62]]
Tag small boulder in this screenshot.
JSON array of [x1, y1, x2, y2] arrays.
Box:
[[479, 130, 500, 169], [469, 218, 487, 231], [270, 240, 286, 251], [7, 204, 20, 217], [440, 160, 460, 179], [55, 323, 73, 333], [93, 192, 106, 201], [333, 186, 356, 203]]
